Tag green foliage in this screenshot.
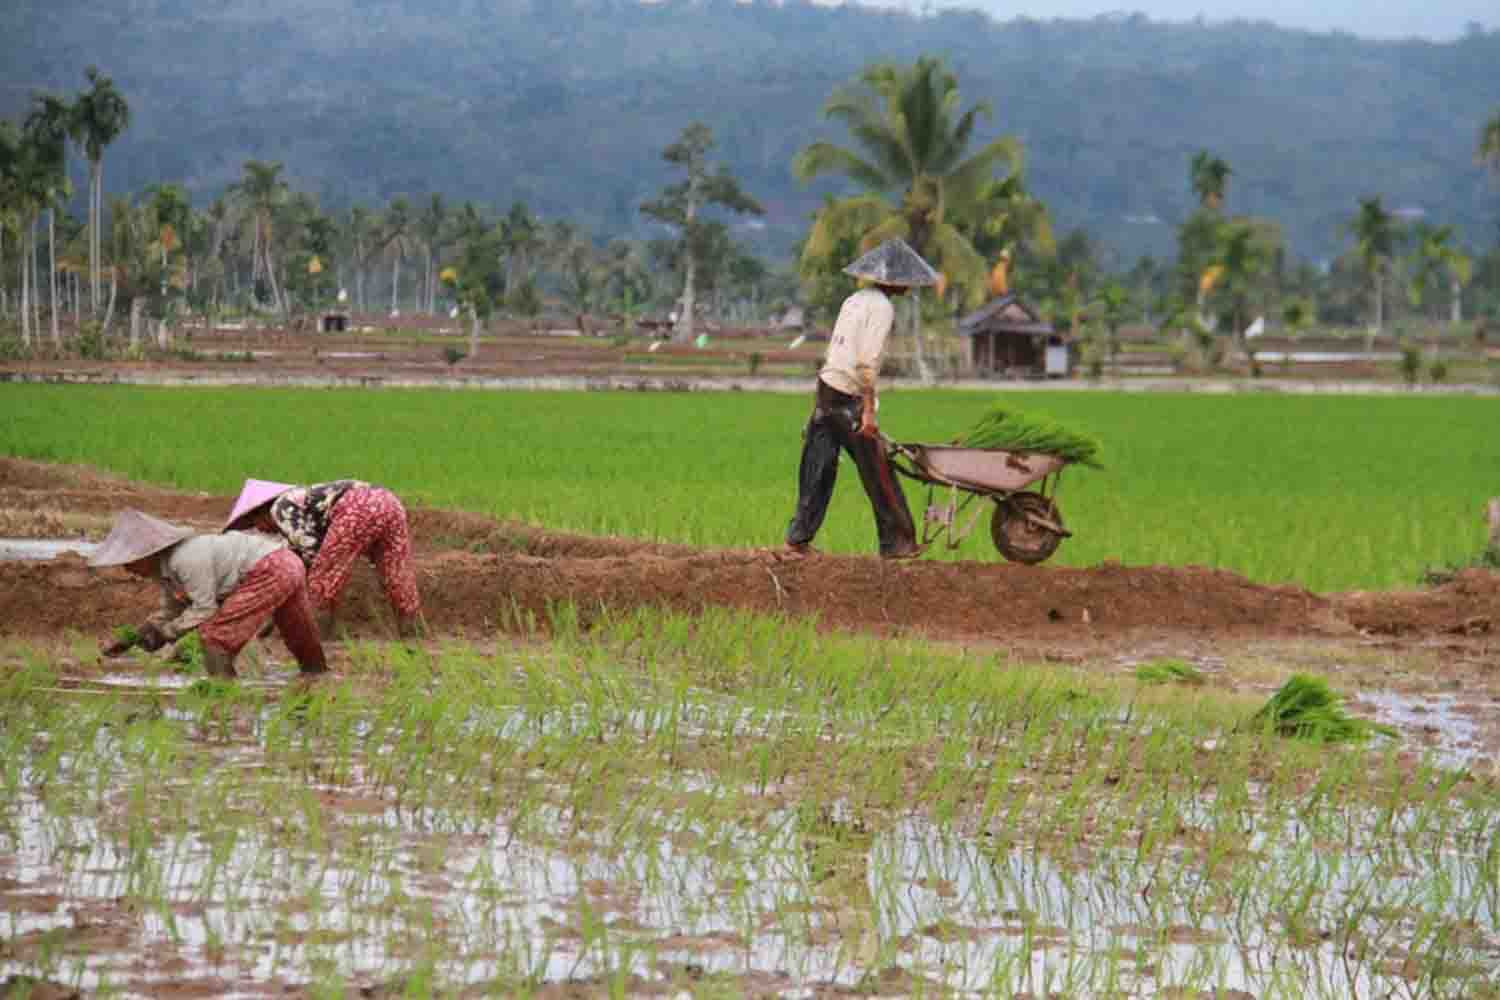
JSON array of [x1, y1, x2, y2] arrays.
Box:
[[1135, 659, 1205, 685], [173, 631, 206, 673], [954, 405, 1103, 467], [112, 624, 140, 647], [1249, 674, 1396, 743], [3, 6, 1497, 266], [442, 346, 466, 366]]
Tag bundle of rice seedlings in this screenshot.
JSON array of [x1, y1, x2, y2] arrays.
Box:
[[954, 405, 1103, 467], [1135, 659, 1205, 685], [1249, 674, 1397, 743]]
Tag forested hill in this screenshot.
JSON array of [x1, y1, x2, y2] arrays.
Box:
[[4, 0, 1498, 263]]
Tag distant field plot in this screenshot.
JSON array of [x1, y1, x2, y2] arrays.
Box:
[[1, 384, 1492, 591]]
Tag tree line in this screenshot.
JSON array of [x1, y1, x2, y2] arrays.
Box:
[[2, 60, 1499, 367]]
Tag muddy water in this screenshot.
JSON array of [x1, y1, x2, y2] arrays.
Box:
[[0, 538, 97, 561], [4, 750, 1497, 997]]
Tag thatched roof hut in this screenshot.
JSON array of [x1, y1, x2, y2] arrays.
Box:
[[957, 295, 1073, 378]]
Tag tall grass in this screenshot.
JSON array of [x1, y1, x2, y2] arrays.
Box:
[[0, 385, 1492, 590]]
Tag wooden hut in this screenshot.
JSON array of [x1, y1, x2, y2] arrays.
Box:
[[957, 295, 1073, 378]]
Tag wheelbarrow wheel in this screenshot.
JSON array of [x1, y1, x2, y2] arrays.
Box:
[[992, 492, 1066, 564]]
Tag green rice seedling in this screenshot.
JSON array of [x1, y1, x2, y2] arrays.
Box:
[[1133, 658, 1205, 685], [1249, 674, 1398, 743], [953, 403, 1103, 467]]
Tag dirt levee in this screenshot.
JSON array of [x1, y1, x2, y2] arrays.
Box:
[[1, 458, 1495, 643]]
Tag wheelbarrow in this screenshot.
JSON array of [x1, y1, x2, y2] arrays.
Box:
[[885, 438, 1073, 564]]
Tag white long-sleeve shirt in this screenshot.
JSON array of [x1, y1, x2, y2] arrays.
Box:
[[146, 532, 286, 639], [818, 287, 895, 396]]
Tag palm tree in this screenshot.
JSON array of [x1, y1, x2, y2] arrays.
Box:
[[1190, 151, 1232, 211], [1348, 196, 1399, 339], [1211, 218, 1272, 346], [25, 94, 73, 347], [68, 67, 130, 316], [416, 193, 448, 314], [796, 57, 1021, 294], [500, 201, 540, 298], [963, 173, 1055, 295], [381, 197, 412, 315], [1407, 223, 1472, 325], [341, 204, 375, 312], [231, 160, 290, 314], [794, 56, 1022, 378], [0, 120, 17, 323]]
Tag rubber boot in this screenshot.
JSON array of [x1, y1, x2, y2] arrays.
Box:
[[201, 643, 238, 680]]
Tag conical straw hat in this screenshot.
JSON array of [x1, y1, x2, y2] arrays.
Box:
[[88, 509, 194, 567], [224, 478, 296, 530], [842, 238, 940, 287]]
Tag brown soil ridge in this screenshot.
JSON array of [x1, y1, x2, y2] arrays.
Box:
[[1, 457, 1496, 643]]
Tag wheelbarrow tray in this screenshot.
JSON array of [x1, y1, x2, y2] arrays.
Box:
[[898, 444, 1068, 495]]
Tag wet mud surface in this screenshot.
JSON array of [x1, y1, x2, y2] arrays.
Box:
[[3, 455, 1497, 647]]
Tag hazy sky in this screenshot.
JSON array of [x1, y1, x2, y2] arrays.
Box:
[[846, 0, 1495, 40]]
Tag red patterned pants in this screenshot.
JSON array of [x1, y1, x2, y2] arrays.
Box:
[[307, 486, 422, 617], [199, 549, 323, 666]]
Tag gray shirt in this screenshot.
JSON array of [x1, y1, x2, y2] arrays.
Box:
[[147, 531, 287, 640]]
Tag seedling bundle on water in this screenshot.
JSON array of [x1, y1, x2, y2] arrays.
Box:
[[954, 404, 1103, 468], [1251, 674, 1397, 743]]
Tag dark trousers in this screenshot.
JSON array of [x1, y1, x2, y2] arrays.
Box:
[[786, 380, 917, 555]]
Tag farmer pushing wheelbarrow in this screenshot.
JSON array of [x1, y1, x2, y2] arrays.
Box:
[[784, 238, 940, 560]]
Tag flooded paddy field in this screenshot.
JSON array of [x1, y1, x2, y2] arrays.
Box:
[[2, 614, 1497, 998]]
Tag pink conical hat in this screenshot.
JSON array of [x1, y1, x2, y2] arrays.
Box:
[[89, 510, 194, 567], [224, 478, 296, 530]]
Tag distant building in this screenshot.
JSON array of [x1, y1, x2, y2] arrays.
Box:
[[957, 295, 1073, 378]]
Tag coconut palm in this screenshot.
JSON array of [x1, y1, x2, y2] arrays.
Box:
[[1348, 196, 1400, 337], [68, 67, 130, 316], [381, 197, 412, 315], [341, 204, 375, 311], [1190, 151, 1232, 211], [500, 200, 540, 298], [1407, 223, 1472, 325], [25, 94, 73, 347], [963, 173, 1055, 295], [231, 160, 290, 314], [416, 193, 448, 314], [795, 57, 1022, 307], [794, 56, 1022, 379]]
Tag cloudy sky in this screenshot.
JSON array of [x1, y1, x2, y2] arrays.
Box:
[[847, 0, 1495, 40]]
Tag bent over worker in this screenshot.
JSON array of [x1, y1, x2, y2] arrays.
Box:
[[225, 478, 426, 638], [784, 238, 939, 559], [93, 509, 327, 679]]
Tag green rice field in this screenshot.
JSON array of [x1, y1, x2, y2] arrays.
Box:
[[1, 612, 1496, 997], [1, 384, 1491, 591]]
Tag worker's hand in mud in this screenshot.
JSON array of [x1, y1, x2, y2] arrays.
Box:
[[136, 624, 168, 652]]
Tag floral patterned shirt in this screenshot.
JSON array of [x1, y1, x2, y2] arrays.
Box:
[[269, 480, 368, 564]]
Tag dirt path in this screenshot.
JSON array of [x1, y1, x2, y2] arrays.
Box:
[[2, 456, 1497, 645]]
